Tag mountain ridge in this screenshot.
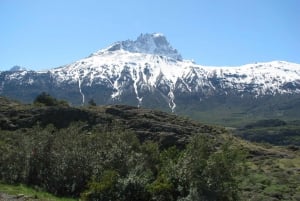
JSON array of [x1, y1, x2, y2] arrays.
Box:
[[1, 33, 300, 123], [48, 49, 300, 110]]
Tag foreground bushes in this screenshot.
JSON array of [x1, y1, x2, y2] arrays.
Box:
[[0, 122, 245, 200]]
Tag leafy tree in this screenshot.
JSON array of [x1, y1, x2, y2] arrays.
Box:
[[176, 135, 246, 201], [34, 92, 68, 106], [0, 130, 27, 183]]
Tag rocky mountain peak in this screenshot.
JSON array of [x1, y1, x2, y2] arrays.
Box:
[[105, 33, 182, 61]]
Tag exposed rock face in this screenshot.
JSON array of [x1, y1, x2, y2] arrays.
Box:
[[108, 33, 183, 60]]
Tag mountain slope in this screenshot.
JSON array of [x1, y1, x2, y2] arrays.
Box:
[[0, 33, 299, 124]]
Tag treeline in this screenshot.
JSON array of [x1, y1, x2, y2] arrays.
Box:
[[0, 122, 246, 201], [236, 119, 300, 146]]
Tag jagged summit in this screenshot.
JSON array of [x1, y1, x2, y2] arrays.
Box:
[[98, 33, 183, 61]]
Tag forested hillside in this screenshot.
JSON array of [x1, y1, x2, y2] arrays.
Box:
[[1, 96, 300, 201]]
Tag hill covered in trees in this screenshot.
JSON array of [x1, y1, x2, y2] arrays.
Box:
[[0, 96, 300, 201]]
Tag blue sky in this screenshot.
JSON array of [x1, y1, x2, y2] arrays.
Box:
[[0, 0, 299, 70]]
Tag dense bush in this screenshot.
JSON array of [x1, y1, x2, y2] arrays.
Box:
[[34, 92, 69, 106], [0, 123, 246, 200]]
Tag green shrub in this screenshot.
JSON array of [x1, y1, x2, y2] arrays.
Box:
[[147, 174, 175, 201], [34, 92, 69, 106], [81, 170, 119, 201], [175, 135, 246, 201]]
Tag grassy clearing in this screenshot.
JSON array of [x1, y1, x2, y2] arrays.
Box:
[[0, 183, 76, 201]]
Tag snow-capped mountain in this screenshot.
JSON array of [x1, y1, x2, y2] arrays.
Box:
[[1, 33, 300, 115], [99, 33, 183, 61]]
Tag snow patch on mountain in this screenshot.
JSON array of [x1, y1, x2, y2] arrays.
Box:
[[1, 34, 300, 112], [48, 46, 300, 111]]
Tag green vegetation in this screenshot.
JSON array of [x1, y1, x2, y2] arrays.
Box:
[[234, 138, 300, 201], [1, 95, 300, 201], [0, 183, 75, 201], [235, 119, 300, 146], [34, 92, 69, 107], [0, 122, 245, 200], [176, 94, 300, 127]]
